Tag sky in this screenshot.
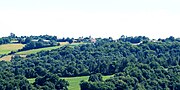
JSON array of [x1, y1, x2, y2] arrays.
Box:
[[0, 0, 180, 39]]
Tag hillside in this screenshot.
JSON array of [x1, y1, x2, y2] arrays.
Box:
[[16, 42, 83, 55], [16, 46, 62, 55], [0, 42, 83, 61], [0, 36, 179, 90]]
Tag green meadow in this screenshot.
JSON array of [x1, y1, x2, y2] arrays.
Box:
[[0, 42, 84, 61], [28, 75, 113, 90], [16, 43, 84, 55], [16, 45, 62, 55], [0, 44, 24, 55]]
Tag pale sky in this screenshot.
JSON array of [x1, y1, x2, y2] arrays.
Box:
[[0, 0, 180, 39]]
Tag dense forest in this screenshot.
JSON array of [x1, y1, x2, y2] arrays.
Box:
[[0, 34, 180, 90]]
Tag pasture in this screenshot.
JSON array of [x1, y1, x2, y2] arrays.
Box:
[[0, 55, 12, 61], [0, 55, 27, 61], [0, 44, 24, 55], [16, 45, 62, 55], [27, 75, 113, 90], [0, 42, 84, 61], [16, 42, 83, 55]]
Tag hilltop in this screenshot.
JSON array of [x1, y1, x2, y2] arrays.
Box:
[[0, 33, 94, 61]]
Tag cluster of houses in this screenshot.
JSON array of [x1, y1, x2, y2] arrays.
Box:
[[73, 36, 96, 43]]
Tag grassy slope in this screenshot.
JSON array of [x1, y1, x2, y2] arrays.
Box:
[[0, 42, 84, 61], [62, 76, 89, 90], [16, 43, 83, 55], [0, 55, 12, 61], [0, 42, 83, 55], [0, 55, 27, 61], [63, 75, 113, 90], [16, 46, 62, 55], [28, 78, 36, 84], [0, 44, 24, 55], [28, 75, 113, 90]]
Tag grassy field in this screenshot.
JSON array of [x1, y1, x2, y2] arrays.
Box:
[[62, 76, 89, 90], [27, 75, 113, 90], [16, 42, 69, 55], [0, 42, 84, 61], [28, 78, 36, 84], [0, 44, 24, 55], [16, 43, 83, 55], [0, 42, 83, 55], [62, 75, 113, 90], [0, 55, 27, 61], [0, 55, 12, 61], [59, 42, 69, 45], [16, 45, 62, 55]]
